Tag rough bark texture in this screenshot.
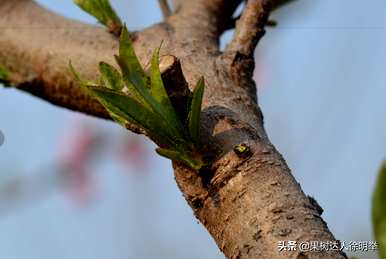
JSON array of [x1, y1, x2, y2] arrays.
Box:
[[0, 0, 347, 258]]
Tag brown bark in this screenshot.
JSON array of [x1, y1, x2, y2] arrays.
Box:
[[0, 0, 347, 258], [158, 0, 172, 18]]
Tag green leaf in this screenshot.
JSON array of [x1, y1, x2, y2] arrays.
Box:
[[156, 148, 203, 170], [88, 87, 181, 147], [68, 61, 81, 82], [150, 45, 184, 133], [91, 85, 202, 170], [69, 62, 127, 125], [68, 34, 207, 171], [116, 30, 184, 140], [266, 20, 278, 27], [115, 27, 154, 108], [99, 62, 123, 90], [116, 26, 148, 98], [0, 64, 10, 85], [73, 0, 121, 30], [187, 77, 205, 142], [373, 162, 386, 259], [150, 45, 170, 108]]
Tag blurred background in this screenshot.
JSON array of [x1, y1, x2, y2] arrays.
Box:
[[0, 0, 385, 258]]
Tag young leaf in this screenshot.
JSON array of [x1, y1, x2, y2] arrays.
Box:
[[88, 87, 183, 147], [69, 62, 128, 126], [156, 148, 203, 170], [73, 0, 122, 34], [69, 34, 207, 171], [150, 45, 184, 133], [115, 27, 156, 109], [116, 30, 184, 139], [187, 77, 205, 142], [115, 55, 149, 107], [69, 62, 81, 81], [117, 26, 148, 92], [373, 162, 386, 258], [99, 62, 123, 90]]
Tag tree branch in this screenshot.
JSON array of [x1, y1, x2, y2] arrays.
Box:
[[0, 0, 113, 116], [226, 0, 270, 57], [0, 0, 347, 258], [158, 0, 172, 18]]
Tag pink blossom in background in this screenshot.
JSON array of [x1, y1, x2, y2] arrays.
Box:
[[55, 117, 151, 204], [116, 135, 149, 174], [56, 119, 100, 205]]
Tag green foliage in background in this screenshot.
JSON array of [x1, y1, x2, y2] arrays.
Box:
[[70, 26, 205, 170], [0, 64, 10, 86], [0, 65, 8, 79], [372, 161, 386, 258]]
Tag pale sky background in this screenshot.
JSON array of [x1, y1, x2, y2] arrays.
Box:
[[0, 0, 386, 258]]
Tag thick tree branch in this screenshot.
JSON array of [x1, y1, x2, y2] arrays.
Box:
[[0, 0, 115, 118], [0, 0, 347, 258], [0, 0, 178, 135]]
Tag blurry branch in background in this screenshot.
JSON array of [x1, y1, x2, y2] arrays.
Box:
[[158, 0, 172, 18], [372, 160, 386, 259]]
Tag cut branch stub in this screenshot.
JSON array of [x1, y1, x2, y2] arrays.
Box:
[[158, 55, 192, 123], [69, 27, 205, 170]]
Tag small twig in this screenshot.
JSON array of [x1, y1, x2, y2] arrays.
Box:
[[225, 0, 271, 57], [158, 0, 172, 18], [224, 15, 241, 31], [223, 0, 295, 33], [224, 15, 276, 31]]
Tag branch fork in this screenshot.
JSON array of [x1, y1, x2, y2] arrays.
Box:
[[0, 0, 347, 258]]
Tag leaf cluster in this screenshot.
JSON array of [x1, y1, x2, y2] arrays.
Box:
[[70, 27, 205, 170]]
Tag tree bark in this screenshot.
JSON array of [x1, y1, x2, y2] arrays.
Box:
[[0, 0, 347, 258]]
